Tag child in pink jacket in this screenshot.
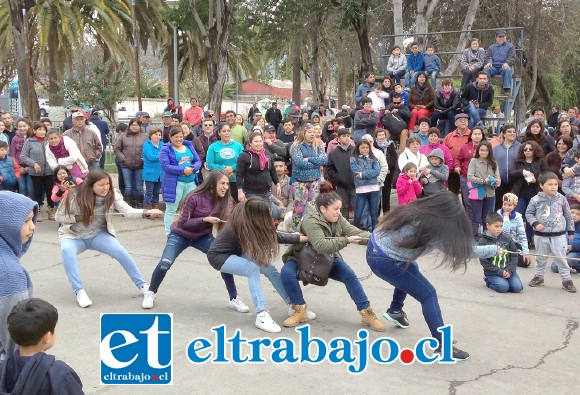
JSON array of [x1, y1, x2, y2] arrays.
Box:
[[396, 162, 423, 205]]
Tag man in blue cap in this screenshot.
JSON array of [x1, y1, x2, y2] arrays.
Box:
[[484, 29, 515, 95]]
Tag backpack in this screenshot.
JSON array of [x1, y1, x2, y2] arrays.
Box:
[[381, 113, 407, 137]]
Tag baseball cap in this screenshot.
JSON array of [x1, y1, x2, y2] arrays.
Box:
[[496, 29, 507, 36], [203, 111, 213, 118], [90, 109, 99, 116], [162, 111, 172, 118], [289, 109, 301, 118], [72, 111, 85, 118], [141, 112, 150, 118], [264, 124, 276, 133]]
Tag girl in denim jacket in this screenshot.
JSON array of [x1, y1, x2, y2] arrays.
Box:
[[350, 140, 380, 231]]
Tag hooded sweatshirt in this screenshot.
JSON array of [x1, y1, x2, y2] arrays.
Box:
[[0, 192, 37, 359], [477, 232, 519, 276], [525, 192, 574, 236], [461, 81, 494, 110], [419, 148, 449, 195]]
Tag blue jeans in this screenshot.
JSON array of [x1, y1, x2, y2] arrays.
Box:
[[484, 66, 513, 89], [551, 252, 580, 272], [164, 180, 197, 236], [470, 196, 496, 239], [220, 254, 289, 313], [366, 243, 444, 343], [60, 230, 146, 293], [465, 103, 487, 129], [18, 172, 34, 199], [354, 190, 380, 231], [484, 272, 523, 293], [404, 71, 419, 87], [428, 71, 439, 88], [144, 180, 161, 205], [281, 257, 370, 311], [148, 232, 237, 298], [121, 168, 144, 196], [430, 110, 456, 138], [387, 70, 406, 84]]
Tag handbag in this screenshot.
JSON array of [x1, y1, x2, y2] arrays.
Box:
[[297, 223, 336, 286]]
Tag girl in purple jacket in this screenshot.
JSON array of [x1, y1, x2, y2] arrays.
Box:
[[142, 170, 248, 312]]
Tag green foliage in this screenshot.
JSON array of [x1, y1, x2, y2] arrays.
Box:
[[62, 60, 131, 123], [130, 77, 167, 98]]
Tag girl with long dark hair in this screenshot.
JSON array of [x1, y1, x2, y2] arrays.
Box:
[[207, 197, 310, 333], [56, 169, 163, 308], [467, 140, 501, 239], [366, 191, 501, 360], [143, 170, 248, 312], [519, 118, 555, 156]]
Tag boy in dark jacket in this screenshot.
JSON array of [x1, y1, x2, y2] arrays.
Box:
[[478, 212, 523, 293], [0, 298, 84, 394], [461, 71, 494, 130]]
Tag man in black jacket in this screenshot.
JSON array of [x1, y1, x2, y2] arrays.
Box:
[[265, 102, 282, 131], [326, 128, 356, 219], [461, 71, 494, 130]]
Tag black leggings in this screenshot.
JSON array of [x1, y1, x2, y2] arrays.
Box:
[[31, 175, 55, 208], [381, 171, 395, 214]]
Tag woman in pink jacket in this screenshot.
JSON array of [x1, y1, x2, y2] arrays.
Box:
[[419, 127, 454, 169], [396, 162, 423, 205]]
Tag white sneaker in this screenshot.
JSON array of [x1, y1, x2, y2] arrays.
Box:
[[255, 311, 281, 333], [228, 297, 250, 313], [142, 291, 156, 309], [76, 290, 92, 308], [288, 304, 317, 320], [140, 283, 149, 295]]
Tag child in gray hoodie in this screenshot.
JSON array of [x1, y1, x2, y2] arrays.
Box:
[[526, 171, 576, 292], [418, 148, 449, 196]]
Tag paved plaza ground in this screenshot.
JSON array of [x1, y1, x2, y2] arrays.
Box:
[[19, 194, 580, 395]]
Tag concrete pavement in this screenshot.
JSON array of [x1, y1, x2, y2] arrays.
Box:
[[19, 210, 580, 395]]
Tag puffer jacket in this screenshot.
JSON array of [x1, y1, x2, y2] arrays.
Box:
[[282, 202, 370, 262], [114, 130, 148, 169], [159, 140, 202, 203], [20, 138, 52, 176], [142, 139, 163, 182], [236, 149, 278, 194], [0, 156, 18, 185]]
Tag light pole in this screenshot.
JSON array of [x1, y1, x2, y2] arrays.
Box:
[[166, 1, 179, 108]]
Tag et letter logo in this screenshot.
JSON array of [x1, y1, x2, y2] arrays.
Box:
[[100, 314, 172, 385]]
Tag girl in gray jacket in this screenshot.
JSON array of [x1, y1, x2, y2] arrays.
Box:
[[20, 123, 54, 221]]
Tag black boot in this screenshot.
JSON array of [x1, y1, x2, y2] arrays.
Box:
[[135, 195, 144, 209]]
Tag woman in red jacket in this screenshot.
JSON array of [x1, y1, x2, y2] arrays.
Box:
[[142, 170, 245, 312], [454, 126, 484, 220]]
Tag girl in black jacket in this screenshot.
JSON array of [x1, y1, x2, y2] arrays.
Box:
[[374, 128, 398, 213], [236, 132, 280, 202]]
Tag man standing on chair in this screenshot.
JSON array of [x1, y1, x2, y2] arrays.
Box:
[[483, 29, 515, 96]]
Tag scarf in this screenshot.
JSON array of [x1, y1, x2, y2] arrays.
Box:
[[247, 146, 269, 170], [440, 88, 452, 101], [415, 83, 426, 98], [35, 136, 45, 143], [49, 137, 69, 159], [376, 140, 392, 149]]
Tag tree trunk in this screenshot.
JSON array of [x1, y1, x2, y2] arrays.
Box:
[[291, 37, 301, 103], [443, 0, 480, 75], [525, 0, 541, 107], [337, 32, 346, 108], [47, 21, 64, 106], [8, 0, 39, 119], [351, 0, 373, 74], [204, 1, 233, 117], [535, 74, 551, 109], [167, 25, 175, 100], [393, 0, 404, 48], [415, 0, 440, 42], [308, 14, 325, 105]]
